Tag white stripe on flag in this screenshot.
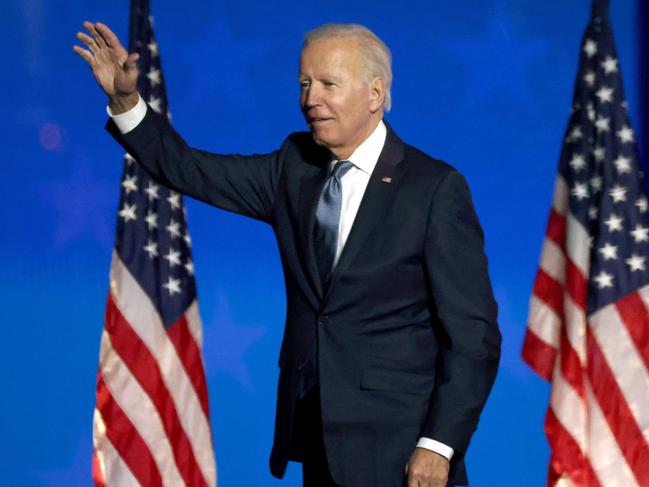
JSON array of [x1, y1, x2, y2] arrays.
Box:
[[586, 382, 638, 487], [589, 301, 649, 443], [110, 253, 216, 487], [528, 295, 561, 350], [550, 361, 587, 451], [93, 408, 142, 487], [99, 330, 185, 486]]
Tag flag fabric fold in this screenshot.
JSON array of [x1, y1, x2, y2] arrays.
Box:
[[522, 1, 649, 486], [92, 1, 216, 485]]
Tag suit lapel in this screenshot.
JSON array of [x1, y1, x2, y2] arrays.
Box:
[[324, 125, 406, 299], [297, 148, 330, 301]]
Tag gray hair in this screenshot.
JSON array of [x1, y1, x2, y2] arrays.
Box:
[[303, 23, 393, 112]]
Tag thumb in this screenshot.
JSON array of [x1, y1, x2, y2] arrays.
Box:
[[125, 52, 140, 73]]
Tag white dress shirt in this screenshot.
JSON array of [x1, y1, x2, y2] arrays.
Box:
[[109, 98, 454, 461]]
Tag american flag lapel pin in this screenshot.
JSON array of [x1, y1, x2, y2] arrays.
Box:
[[382, 176, 392, 183]]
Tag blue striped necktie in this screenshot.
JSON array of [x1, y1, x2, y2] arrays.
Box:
[[313, 160, 354, 286]]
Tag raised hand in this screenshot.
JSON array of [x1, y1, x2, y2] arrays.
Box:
[[74, 21, 140, 114]]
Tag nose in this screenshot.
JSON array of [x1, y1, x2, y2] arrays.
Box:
[[302, 83, 321, 109]]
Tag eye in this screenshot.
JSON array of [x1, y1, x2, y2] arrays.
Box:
[[323, 80, 336, 88], [299, 80, 310, 89]]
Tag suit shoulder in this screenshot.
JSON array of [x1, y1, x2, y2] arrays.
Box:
[[403, 143, 462, 180]]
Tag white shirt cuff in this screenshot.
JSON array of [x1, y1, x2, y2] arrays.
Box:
[[106, 94, 147, 134], [416, 437, 454, 461]]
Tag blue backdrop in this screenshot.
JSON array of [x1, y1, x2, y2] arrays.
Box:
[[1, 0, 644, 485]]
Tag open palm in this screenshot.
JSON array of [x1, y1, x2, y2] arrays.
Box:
[[74, 21, 139, 100]]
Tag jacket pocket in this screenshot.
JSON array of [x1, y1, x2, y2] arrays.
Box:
[[360, 367, 432, 396]]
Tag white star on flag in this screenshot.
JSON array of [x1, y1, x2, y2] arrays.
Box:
[[613, 156, 632, 174], [143, 240, 158, 259], [617, 125, 635, 143], [184, 259, 195, 276], [609, 184, 627, 203], [168, 192, 181, 209], [118, 203, 137, 222], [148, 40, 158, 57], [184, 233, 192, 247], [121, 175, 138, 194], [569, 155, 587, 172], [571, 182, 589, 200], [163, 248, 182, 267], [145, 182, 160, 201], [593, 270, 614, 289], [590, 175, 603, 192], [598, 242, 618, 260], [594, 116, 610, 132], [593, 145, 605, 162], [162, 277, 181, 295], [630, 224, 649, 243], [595, 86, 614, 103], [166, 219, 182, 239], [146, 68, 161, 86], [145, 210, 158, 230], [604, 214, 623, 232], [625, 254, 646, 272], [568, 126, 583, 141], [124, 153, 136, 165], [600, 56, 618, 74], [148, 96, 162, 113], [583, 39, 597, 57], [588, 205, 598, 220], [636, 197, 648, 213], [583, 71, 595, 87]]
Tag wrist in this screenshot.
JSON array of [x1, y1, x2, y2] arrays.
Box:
[[108, 92, 139, 115]]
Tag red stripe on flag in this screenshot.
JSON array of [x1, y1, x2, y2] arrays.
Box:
[[615, 292, 649, 373], [566, 259, 588, 311], [533, 269, 564, 317], [105, 294, 209, 487], [95, 372, 163, 487], [545, 408, 601, 487], [547, 208, 567, 248], [559, 326, 585, 399], [522, 328, 557, 381], [167, 315, 211, 421], [586, 328, 649, 485]]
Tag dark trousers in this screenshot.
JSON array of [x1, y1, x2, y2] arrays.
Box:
[[292, 388, 339, 487]]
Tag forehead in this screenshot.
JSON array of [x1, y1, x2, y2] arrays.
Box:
[[299, 36, 362, 75]]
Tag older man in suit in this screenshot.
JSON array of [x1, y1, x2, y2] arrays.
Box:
[[75, 21, 500, 487]]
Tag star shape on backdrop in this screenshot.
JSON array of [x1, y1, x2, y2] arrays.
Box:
[[442, 2, 549, 112], [38, 156, 115, 249], [169, 5, 271, 112], [202, 291, 266, 390], [34, 435, 92, 487]]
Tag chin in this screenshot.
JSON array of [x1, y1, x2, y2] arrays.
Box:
[[310, 129, 335, 150]]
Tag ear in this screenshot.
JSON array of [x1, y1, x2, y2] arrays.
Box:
[[368, 76, 386, 113]]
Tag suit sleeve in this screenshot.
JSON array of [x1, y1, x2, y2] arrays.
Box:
[[105, 108, 285, 223], [420, 170, 501, 456]]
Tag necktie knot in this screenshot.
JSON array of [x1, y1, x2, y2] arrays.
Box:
[[331, 160, 354, 180]]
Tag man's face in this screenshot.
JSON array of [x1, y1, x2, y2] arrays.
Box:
[[299, 37, 380, 158]]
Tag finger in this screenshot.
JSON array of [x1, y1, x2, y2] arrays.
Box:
[[76, 32, 98, 53], [84, 21, 107, 49], [73, 45, 94, 64], [95, 22, 120, 48]]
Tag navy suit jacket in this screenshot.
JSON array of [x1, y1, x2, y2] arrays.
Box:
[[107, 109, 501, 486]]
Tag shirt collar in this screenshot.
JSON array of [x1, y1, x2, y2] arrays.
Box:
[[330, 120, 387, 175]]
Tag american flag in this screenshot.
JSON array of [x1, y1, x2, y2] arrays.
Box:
[[91, 1, 216, 485], [522, 1, 649, 486]]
